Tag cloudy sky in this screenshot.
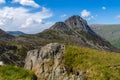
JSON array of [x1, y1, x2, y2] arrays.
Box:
[[0, 0, 120, 33]]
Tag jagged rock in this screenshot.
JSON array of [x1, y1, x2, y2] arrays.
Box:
[[24, 43, 84, 80]]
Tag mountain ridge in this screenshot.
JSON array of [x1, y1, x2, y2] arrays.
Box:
[[18, 15, 120, 52]]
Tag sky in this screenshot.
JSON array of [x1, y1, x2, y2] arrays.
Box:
[[0, 0, 120, 33]]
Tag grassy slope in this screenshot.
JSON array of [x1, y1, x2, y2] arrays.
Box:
[[0, 66, 37, 80], [90, 24, 120, 48], [64, 46, 120, 80]]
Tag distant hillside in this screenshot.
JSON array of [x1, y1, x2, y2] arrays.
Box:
[[7, 31, 25, 36], [90, 24, 120, 48]]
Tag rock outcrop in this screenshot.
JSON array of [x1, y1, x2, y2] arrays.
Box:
[[24, 43, 84, 80]]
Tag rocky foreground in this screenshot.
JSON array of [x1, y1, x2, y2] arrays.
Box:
[[24, 43, 120, 80]]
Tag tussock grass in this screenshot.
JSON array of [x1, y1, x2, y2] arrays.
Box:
[[64, 46, 120, 80]]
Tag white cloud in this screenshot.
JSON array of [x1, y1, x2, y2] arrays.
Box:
[[0, 0, 5, 3], [81, 9, 95, 21], [60, 14, 67, 18], [0, 7, 53, 33], [81, 9, 91, 17], [13, 0, 40, 8], [102, 6, 106, 10], [116, 15, 120, 19]]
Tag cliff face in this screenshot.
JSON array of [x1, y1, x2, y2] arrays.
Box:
[[24, 43, 84, 80]]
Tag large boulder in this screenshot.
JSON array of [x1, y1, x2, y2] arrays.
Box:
[[24, 43, 83, 80]]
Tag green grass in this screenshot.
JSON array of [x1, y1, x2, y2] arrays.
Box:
[[63, 46, 120, 80], [0, 65, 37, 80]]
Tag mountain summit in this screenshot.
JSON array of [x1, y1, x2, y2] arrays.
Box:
[[51, 15, 88, 31], [65, 15, 88, 31]]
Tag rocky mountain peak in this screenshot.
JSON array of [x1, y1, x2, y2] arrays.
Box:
[[19, 15, 120, 52], [51, 15, 89, 32]]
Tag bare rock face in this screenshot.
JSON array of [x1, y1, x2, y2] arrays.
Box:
[[65, 15, 88, 32], [24, 43, 83, 80]]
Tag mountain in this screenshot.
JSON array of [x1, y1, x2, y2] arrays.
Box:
[[7, 31, 25, 36], [90, 24, 120, 48], [19, 15, 120, 52], [0, 29, 14, 41]]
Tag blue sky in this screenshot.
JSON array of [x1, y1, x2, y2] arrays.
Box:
[[0, 0, 120, 33]]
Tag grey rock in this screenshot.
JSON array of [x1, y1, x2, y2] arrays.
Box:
[[65, 15, 88, 32]]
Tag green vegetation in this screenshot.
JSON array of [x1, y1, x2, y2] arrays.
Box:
[[0, 65, 37, 80], [64, 46, 120, 80]]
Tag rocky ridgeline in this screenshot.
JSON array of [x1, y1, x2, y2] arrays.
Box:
[[24, 43, 84, 80]]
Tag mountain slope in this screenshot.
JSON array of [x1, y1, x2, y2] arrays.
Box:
[[19, 15, 120, 52], [90, 24, 120, 48], [0, 29, 14, 41]]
